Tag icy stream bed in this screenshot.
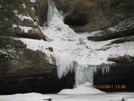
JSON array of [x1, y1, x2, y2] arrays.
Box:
[[0, 92, 134, 101]]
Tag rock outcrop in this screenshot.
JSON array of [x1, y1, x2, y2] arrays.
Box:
[[0, 40, 74, 94], [94, 55, 134, 92], [88, 16, 134, 41], [14, 0, 134, 33], [13, 0, 46, 40], [0, 0, 75, 94], [34, 0, 48, 26], [54, 0, 134, 32]]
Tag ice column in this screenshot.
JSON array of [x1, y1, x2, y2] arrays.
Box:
[[47, 0, 55, 25], [74, 64, 96, 87], [46, 0, 110, 88]]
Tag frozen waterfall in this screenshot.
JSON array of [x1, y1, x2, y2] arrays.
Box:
[[47, 0, 54, 25], [44, 0, 110, 88]]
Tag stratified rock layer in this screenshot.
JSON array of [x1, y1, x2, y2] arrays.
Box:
[[0, 40, 74, 94], [54, 0, 134, 32], [94, 56, 134, 92]]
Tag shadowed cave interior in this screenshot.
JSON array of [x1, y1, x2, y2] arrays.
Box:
[[64, 14, 88, 26]]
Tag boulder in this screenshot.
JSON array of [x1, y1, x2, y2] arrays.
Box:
[[14, 26, 46, 40]]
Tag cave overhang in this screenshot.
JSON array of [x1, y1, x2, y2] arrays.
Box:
[[64, 13, 89, 26]]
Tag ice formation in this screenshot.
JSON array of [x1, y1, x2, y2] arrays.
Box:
[[15, 0, 134, 93], [43, 0, 110, 87]]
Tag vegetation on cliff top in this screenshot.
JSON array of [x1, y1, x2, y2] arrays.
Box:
[[0, 0, 23, 48], [110, 0, 134, 24]]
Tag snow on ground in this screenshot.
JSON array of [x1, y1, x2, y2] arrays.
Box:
[[0, 93, 52, 101], [0, 93, 134, 101], [108, 96, 124, 101], [58, 82, 104, 94], [3, 93, 134, 101], [52, 93, 134, 101]]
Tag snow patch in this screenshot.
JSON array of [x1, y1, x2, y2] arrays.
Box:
[[19, 26, 33, 33], [0, 50, 8, 54], [22, 3, 26, 9], [30, 0, 36, 3], [58, 82, 104, 94], [87, 31, 102, 37], [17, 14, 34, 22], [108, 27, 118, 32], [0, 93, 52, 101], [14, 38, 55, 64], [13, 10, 18, 15]]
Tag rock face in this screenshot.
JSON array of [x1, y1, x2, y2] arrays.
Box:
[[15, 0, 134, 33], [0, 0, 75, 94], [13, 0, 46, 40], [88, 16, 134, 41], [94, 56, 134, 92], [91, 16, 134, 91], [0, 40, 74, 94], [34, 0, 48, 26], [54, 0, 134, 32]]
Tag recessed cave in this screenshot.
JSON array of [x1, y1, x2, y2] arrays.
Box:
[[64, 14, 88, 26]]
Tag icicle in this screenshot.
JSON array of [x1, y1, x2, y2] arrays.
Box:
[[101, 64, 110, 74], [55, 52, 76, 79], [47, 0, 55, 25], [93, 64, 110, 75], [47, 0, 63, 26]]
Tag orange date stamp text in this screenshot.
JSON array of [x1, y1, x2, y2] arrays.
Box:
[[93, 84, 126, 89]]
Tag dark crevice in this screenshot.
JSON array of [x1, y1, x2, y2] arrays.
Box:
[[64, 14, 88, 26]]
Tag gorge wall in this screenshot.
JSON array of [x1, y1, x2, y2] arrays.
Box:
[[54, 0, 134, 32], [0, 0, 134, 94], [0, 0, 74, 94]]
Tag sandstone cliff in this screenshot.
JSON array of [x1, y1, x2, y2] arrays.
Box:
[[54, 0, 134, 32]]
